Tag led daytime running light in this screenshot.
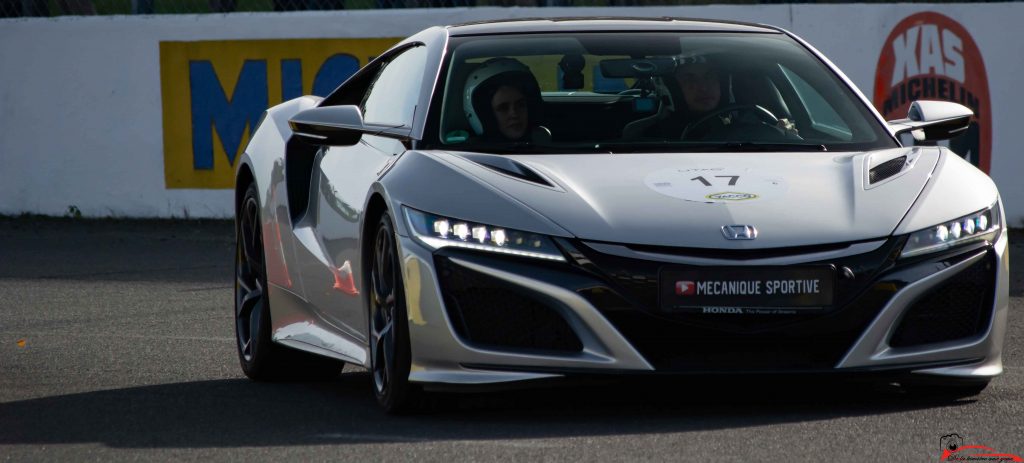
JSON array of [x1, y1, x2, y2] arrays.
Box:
[[901, 206, 1000, 258], [403, 207, 565, 261]]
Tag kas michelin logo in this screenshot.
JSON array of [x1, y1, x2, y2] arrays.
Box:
[[873, 12, 992, 173]]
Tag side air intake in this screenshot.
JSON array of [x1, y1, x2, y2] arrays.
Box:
[[869, 156, 907, 184]]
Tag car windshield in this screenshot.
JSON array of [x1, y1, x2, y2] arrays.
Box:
[[432, 32, 897, 153]]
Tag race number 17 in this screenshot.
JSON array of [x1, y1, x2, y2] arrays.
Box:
[[691, 175, 740, 186]]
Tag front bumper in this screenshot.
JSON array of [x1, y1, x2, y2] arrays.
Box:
[[396, 225, 1009, 386]]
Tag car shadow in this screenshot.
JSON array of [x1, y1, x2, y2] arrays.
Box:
[[0, 370, 974, 449]]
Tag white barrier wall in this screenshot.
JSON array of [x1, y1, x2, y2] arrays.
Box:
[[1, 4, 1022, 226]]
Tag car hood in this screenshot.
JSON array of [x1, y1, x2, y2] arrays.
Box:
[[439, 148, 937, 249]]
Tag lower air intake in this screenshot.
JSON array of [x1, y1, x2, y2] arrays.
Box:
[[889, 254, 994, 348], [435, 257, 583, 353]]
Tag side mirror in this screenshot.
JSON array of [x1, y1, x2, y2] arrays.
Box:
[[887, 100, 973, 142], [288, 105, 366, 146]]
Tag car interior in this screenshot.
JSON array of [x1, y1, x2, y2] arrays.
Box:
[[437, 34, 880, 150], [443, 60, 817, 145]]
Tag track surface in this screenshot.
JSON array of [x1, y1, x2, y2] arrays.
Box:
[[1, 218, 1022, 462]]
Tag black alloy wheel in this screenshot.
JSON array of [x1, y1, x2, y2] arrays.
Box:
[[369, 213, 421, 413], [235, 182, 343, 380], [236, 185, 266, 371]]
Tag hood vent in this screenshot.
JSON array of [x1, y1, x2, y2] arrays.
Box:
[[869, 156, 907, 184], [460, 153, 553, 187]]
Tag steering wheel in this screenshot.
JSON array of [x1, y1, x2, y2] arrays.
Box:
[[680, 104, 782, 140]]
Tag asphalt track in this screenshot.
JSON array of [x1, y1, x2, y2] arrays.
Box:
[[1, 217, 1022, 462]]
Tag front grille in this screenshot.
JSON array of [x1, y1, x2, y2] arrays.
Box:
[[568, 237, 906, 371], [889, 254, 994, 348], [579, 282, 898, 371], [435, 256, 583, 353], [869, 156, 907, 184]]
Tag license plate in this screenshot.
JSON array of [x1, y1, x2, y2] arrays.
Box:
[[660, 266, 835, 313]]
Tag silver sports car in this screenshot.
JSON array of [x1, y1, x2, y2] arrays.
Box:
[[234, 18, 1009, 412]]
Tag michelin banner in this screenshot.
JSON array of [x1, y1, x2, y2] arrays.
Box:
[[1, 4, 1022, 221], [160, 38, 398, 188]]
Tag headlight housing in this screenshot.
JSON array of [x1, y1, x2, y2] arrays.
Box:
[[900, 204, 1001, 258], [403, 207, 565, 261]]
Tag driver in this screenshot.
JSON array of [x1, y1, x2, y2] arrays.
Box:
[[650, 55, 798, 140], [464, 58, 545, 142], [676, 58, 722, 115], [647, 55, 728, 139]]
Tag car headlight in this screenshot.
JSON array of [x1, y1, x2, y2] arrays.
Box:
[[403, 207, 566, 261], [900, 204, 1001, 258]]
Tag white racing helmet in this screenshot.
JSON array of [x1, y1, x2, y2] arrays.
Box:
[[463, 58, 535, 136]]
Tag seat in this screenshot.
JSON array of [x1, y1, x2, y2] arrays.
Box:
[[731, 73, 793, 121]]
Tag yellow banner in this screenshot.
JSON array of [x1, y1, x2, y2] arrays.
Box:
[[160, 38, 399, 189]]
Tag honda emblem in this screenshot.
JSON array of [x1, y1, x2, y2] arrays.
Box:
[[721, 225, 758, 240]]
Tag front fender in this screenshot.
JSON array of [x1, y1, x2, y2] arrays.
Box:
[[894, 147, 1000, 235], [379, 150, 572, 239]]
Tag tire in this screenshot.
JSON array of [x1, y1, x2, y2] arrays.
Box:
[[368, 212, 422, 413], [235, 182, 344, 380]]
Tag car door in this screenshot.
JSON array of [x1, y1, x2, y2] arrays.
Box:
[[300, 45, 429, 343]]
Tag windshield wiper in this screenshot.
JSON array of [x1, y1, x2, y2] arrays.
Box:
[[446, 142, 579, 155], [712, 142, 828, 152], [588, 141, 828, 153], [448, 141, 828, 154]]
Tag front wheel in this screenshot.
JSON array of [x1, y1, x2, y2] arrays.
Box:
[[368, 212, 422, 413], [235, 182, 343, 380]]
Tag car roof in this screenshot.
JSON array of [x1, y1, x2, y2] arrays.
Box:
[[446, 17, 781, 36]]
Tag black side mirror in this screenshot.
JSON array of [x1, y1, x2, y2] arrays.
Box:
[[288, 105, 367, 146]]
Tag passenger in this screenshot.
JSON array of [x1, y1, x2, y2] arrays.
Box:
[[489, 84, 530, 140], [463, 58, 545, 142]]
